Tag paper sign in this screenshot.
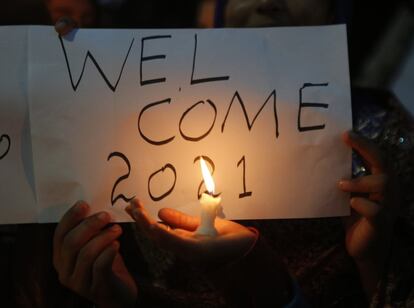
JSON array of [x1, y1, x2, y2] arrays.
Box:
[[0, 25, 352, 224]]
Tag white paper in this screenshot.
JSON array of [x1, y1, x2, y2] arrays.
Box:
[[0, 27, 37, 224], [0, 25, 352, 223]]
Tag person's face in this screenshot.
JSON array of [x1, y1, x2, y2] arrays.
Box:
[[46, 0, 96, 27], [225, 0, 333, 27]]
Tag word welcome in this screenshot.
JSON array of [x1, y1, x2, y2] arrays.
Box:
[[59, 33, 330, 206]]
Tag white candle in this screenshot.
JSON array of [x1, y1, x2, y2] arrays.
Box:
[[195, 158, 221, 237]]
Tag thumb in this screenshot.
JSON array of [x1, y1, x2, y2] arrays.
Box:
[[158, 208, 200, 231]]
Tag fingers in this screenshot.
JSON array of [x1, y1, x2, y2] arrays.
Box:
[[158, 208, 199, 231], [125, 199, 258, 265], [59, 211, 112, 282], [55, 17, 77, 36], [91, 241, 120, 296], [125, 199, 196, 255], [125, 199, 155, 231], [72, 225, 122, 292], [342, 131, 384, 174], [350, 197, 381, 220], [338, 174, 386, 201], [340, 132, 388, 202], [53, 201, 89, 267]]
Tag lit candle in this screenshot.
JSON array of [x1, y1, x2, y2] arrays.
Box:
[[195, 157, 221, 237]]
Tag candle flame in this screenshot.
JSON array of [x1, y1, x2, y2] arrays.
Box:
[[200, 157, 215, 194]]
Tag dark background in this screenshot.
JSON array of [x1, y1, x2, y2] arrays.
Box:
[[0, 0, 413, 306]]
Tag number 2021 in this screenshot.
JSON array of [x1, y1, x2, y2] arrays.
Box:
[[107, 152, 253, 206]]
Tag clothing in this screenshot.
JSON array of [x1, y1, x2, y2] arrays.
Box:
[[132, 228, 296, 308]]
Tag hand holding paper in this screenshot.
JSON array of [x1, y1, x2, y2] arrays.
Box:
[[53, 201, 137, 307], [338, 131, 398, 297]]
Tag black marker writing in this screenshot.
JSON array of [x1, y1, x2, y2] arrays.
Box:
[[148, 163, 177, 201], [221, 90, 279, 138], [107, 152, 135, 206], [0, 134, 11, 160], [193, 155, 215, 199], [138, 98, 175, 145], [237, 156, 252, 198], [298, 83, 329, 132], [191, 34, 230, 85], [140, 35, 172, 86], [179, 99, 217, 142], [59, 36, 134, 92]]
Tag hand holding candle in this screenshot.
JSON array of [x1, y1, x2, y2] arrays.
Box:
[[126, 157, 255, 265], [196, 157, 222, 237], [126, 199, 256, 266]]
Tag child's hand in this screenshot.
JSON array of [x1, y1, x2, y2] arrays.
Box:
[[339, 131, 397, 261], [126, 199, 257, 266], [53, 201, 137, 308], [338, 131, 399, 297]]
